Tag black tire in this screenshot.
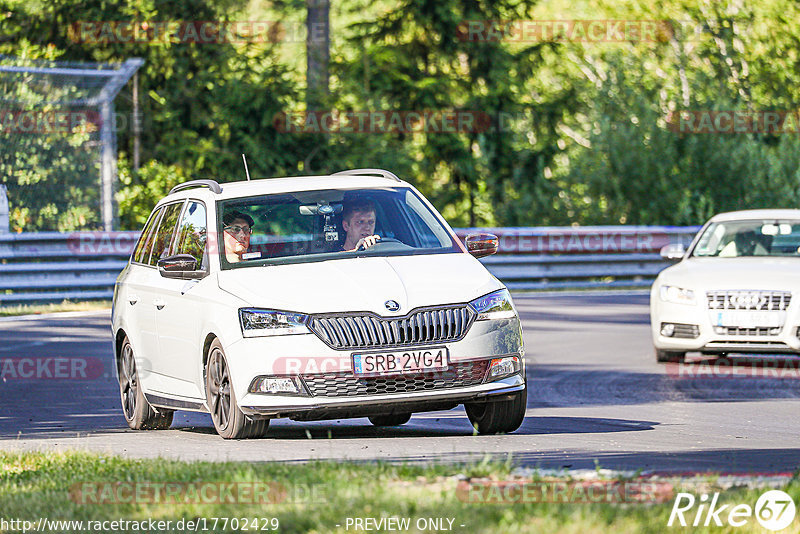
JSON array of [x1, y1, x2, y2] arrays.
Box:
[[205, 339, 269, 439], [118, 336, 174, 430], [368, 413, 412, 427], [465, 388, 527, 435], [656, 349, 686, 363]]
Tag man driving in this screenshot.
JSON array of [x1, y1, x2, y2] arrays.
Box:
[[223, 210, 254, 263], [341, 199, 381, 251]]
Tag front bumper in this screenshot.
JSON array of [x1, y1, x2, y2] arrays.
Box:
[[223, 316, 525, 418], [652, 300, 800, 354], [239, 373, 525, 420]]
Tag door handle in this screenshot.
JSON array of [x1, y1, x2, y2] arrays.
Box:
[[129, 294, 139, 305], [153, 299, 166, 310]]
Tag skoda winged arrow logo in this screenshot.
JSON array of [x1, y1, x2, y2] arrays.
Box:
[[384, 300, 400, 312]]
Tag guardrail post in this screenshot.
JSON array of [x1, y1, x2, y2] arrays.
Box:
[[0, 184, 8, 234]]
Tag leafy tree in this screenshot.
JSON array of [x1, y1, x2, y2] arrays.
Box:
[[330, 0, 570, 227]]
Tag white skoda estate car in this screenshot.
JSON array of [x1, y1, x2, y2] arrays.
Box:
[[112, 169, 526, 438], [651, 209, 800, 363]]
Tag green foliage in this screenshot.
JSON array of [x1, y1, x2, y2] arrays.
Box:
[[2, 127, 101, 231], [116, 159, 185, 230], [4, 0, 800, 230], [2, 451, 799, 534], [330, 0, 568, 227]]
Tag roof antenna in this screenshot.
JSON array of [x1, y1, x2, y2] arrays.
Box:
[[241, 154, 251, 181]]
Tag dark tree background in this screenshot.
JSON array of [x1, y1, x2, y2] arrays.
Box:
[[2, 0, 800, 230]]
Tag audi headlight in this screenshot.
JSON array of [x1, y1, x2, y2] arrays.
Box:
[[659, 285, 696, 306], [239, 308, 311, 338], [469, 289, 517, 321]]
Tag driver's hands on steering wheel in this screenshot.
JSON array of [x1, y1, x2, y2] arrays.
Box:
[[352, 234, 381, 251]]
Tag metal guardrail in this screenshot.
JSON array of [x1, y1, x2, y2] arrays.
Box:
[[0, 226, 700, 304]]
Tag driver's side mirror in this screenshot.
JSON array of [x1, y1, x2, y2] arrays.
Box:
[[465, 233, 499, 259], [157, 254, 204, 279], [660, 243, 686, 261]]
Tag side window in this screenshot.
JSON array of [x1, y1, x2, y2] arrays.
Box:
[[147, 202, 184, 266], [133, 207, 163, 263], [403, 191, 450, 248], [174, 201, 208, 269]]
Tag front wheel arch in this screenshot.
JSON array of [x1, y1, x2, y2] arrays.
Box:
[[114, 328, 129, 379]]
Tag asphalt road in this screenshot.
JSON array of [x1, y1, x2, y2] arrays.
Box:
[[2, 293, 800, 473]]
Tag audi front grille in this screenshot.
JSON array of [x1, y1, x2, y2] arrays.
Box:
[[706, 290, 792, 311]]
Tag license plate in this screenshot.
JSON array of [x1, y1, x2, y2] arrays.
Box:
[[714, 311, 783, 328], [352, 347, 449, 377]]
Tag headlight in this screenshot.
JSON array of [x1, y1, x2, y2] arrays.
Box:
[[469, 289, 517, 321], [659, 285, 696, 305], [239, 308, 311, 338]]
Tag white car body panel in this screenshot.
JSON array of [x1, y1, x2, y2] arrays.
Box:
[[112, 173, 525, 423], [651, 209, 800, 356]]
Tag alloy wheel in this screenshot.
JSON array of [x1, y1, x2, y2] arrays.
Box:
[[120, 343, 138, 420], [208, 349, 232, 431]]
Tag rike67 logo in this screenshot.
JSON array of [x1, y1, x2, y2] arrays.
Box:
[[668, 490, 796, 531]]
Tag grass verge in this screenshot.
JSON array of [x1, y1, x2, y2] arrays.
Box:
[[1, 451, 798, 533], [0, 300, 111, 317]]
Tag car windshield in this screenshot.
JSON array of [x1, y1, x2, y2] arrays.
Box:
[[692, 219, 800, 257], [217, 187, 462, 268]]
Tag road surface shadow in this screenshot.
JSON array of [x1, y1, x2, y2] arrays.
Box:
[[528, 362, 800, 408], [171, 414, 657, 440], [518, 310, 651, 326]]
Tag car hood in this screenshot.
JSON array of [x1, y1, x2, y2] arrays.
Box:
[[216, 253, 502, 315], [659, 257, 800, 290]]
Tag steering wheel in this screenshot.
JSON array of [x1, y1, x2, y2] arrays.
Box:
[[356, 237, 401, 251]]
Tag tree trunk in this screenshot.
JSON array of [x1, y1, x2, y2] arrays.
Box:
[[306, 0, 330, 110]]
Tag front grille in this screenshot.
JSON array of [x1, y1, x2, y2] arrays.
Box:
[[309, 306, 475, 350], [301, 360, 489, 397], [707, 290, 792, 311], [719, 326, 780, 336], [706, 340, 788, 346]]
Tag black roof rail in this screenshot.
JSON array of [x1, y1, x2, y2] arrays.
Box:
[[169, 180, 222, 195], [332, 168, 401, 182]]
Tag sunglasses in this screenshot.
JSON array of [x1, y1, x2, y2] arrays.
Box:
[[224, 225, 252, 235]]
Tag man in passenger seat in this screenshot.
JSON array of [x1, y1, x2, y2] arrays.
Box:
[[222, 210, 255, 263]]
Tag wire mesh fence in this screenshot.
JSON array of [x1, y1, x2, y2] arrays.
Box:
[[0, 56, 142, 232]]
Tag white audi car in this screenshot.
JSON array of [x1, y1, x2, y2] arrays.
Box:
[[112, 169, 526, 438], [651, 209, 800, 363]]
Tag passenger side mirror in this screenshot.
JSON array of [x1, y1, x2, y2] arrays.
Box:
[[660, 243, 686, 261], [465, 233, 499, 259], [157, 254, 204, 279]]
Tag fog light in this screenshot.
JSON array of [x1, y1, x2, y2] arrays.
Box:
[[660, 323, 676, 337], [770, 328, 781, 335], [714, 326, 727, 335], [487, 356, 521, 379], [250, 376, 302, 395]]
